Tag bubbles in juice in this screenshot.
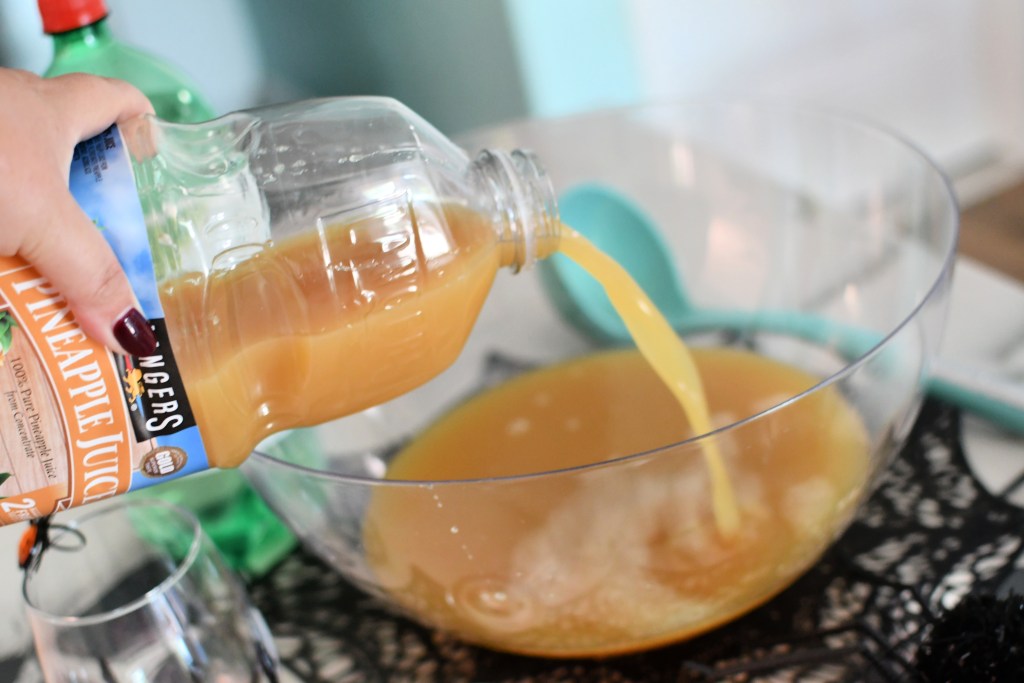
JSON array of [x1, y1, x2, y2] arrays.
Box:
[[365, 347, 869, 657]]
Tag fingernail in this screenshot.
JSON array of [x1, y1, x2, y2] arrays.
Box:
[[112, 308, 156, 357]]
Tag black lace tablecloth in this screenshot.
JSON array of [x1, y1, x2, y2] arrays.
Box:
[[249, 400, 1024, 682]]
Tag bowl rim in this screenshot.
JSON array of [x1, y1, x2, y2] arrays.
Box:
[[247, 98, 960, 487]]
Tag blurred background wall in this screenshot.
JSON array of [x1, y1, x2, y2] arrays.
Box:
[[3, 0, 1024, 199]]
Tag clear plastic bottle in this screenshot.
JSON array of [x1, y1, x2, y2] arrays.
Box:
[[0, 97, 559, 524], [38, 0, 215, 122]]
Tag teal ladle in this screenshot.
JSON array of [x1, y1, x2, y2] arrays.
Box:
[[541, 183, 1024, 433]]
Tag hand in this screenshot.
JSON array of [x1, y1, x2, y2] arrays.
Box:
[[0, 68, 157, 356]]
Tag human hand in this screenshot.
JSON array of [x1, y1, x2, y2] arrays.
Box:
[[0, 68, 157, 356]]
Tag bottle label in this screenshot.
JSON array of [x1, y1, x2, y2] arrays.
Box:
[[0, 126, 209, 525]]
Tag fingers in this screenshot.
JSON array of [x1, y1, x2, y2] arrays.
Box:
[[19, 183, 156, 358], [42, 72, 154, 144], [0, 69, 157, 357]]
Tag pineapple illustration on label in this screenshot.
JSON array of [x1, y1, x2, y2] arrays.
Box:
[[0, 311, 17, 367], [122, 367, 145, 404], [0, 311, 18, 500]]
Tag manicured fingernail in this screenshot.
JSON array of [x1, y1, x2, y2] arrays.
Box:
[[112, 308, 156, 357]]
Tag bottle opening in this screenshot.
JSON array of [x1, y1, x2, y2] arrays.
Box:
[[472, 149, 560, 272]]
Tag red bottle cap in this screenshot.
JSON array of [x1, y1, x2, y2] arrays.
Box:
[[38, 0, 108, 34]]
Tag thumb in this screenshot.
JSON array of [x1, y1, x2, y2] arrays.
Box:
[[20, 182, 156, 358]]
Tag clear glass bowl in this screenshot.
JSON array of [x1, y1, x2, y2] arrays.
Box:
[[242, 102, 958, 657]]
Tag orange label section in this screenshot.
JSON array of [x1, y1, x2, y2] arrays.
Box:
[[0, 258, 135, 525]]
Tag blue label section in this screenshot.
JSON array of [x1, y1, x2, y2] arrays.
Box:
[[71, 128, 164, 319], [69, 126, 210, 488]]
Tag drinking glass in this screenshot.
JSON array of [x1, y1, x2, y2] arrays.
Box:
[[22, 498, 278, 682]]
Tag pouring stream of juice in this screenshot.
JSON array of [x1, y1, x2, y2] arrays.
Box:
[[558, 228, 741, 538]]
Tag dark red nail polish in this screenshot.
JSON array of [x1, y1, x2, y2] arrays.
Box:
[[113, 308, 156, 357]]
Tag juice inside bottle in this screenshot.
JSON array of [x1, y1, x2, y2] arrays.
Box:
[[159, 203, 524, 468], [121, 101, 564, 472]]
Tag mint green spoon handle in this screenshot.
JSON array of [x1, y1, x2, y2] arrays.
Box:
[[927, 361, 1024, 434], [599, 307, 1024, 432], [670, 308, 881, 360]]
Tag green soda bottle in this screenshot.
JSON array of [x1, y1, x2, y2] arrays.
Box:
[[39, 0, 214, 123], [38, 0, 295, 577]]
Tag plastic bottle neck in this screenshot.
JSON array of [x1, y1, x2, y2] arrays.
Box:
[[50, 17, 111, 54], [471, 149, 561, 272]]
